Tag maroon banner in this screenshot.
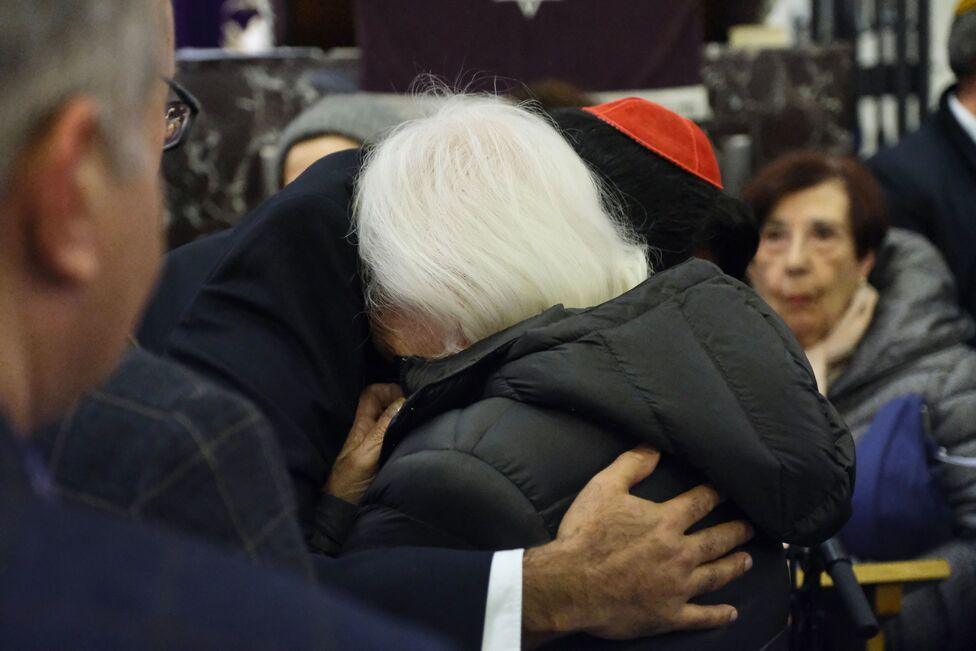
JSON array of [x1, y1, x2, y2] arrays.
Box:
[[356, 0, 703, 92]]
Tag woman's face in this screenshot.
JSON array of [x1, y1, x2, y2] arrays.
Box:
[[371, 309, 465, 360], [748, 180, 875, 348]]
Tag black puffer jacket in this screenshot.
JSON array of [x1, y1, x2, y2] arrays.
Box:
[[344, 260, 855, 649]]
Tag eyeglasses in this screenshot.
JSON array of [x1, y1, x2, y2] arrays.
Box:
[[163, 77, 200, 152]]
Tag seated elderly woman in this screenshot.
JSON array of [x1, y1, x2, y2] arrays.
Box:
[[744, 152, 976, 651], [340, 95, 854, 649]]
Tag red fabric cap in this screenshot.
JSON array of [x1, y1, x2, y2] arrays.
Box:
[[583, 97, 723, 189]]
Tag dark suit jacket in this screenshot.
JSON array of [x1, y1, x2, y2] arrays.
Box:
[[137, 150, 494, 644], [869, 87, 976, 321], [1, 415, 489, 649], [148, 149, 388, 527], [139, 228, 234, 351]]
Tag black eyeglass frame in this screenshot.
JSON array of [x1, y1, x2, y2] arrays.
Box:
[[162, 77, 201, 152]]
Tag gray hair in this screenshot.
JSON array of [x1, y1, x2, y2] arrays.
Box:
[[0, 0, 162, 196], [950, 9, 976, 81]]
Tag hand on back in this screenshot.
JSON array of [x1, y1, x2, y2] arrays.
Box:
[[523, 446, 754, 646]]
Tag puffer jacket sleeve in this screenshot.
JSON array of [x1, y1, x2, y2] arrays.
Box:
[[929, 347, 976, 538], [503, 273, 854, 545], [642, 279, 855, 545]]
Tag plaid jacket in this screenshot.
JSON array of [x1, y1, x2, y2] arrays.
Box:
[[35, 346, 313, 578], [1, 414, 456, 650]]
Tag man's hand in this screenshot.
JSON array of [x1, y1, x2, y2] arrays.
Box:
[[522, 446, 754, 646], [324, 384, 404, 505]]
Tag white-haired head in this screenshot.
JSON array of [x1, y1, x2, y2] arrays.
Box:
[[353, 94, 650, 355]]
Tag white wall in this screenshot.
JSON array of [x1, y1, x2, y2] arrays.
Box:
[[931, 0, 959, 104]]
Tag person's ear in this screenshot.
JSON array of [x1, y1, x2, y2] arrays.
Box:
[[858, 250, 876, 280], [22, 98, 102, 284]]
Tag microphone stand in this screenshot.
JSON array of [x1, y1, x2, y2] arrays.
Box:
[[789, 538, 879, 651]]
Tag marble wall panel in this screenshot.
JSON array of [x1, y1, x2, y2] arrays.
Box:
[[702, 44, 855, 171], [163, 45, 856, 247], [163, 49, 357, 248]]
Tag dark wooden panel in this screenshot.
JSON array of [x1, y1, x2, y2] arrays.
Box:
[[285, 0, 356, 49]]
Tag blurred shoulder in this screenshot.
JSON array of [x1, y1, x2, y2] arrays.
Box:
[[90, 347, 267, 442], [869, 119, 949, 184]]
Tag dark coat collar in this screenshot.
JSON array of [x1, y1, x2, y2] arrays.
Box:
[[398, 258, 717, 396], [937, 85, 976, 178], [386, 258, 720, 460], [398, 305, 567, 395]]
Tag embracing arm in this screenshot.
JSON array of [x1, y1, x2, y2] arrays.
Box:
[[867, 152, 933, 238], [521, 448, 751, 647]]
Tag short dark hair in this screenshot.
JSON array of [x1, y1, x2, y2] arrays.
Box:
[[508, 79, 595, 112], [949, 9, 976, 81], [742, 151, 889, 260], [550, 108, 759, 280]]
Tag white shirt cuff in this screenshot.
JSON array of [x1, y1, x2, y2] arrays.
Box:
[[481, 548, 524, 651]]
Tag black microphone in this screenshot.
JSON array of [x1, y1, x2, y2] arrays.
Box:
[[818, 538, 879, 639]]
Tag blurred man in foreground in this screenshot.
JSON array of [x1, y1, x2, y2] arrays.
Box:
[[0, 1, 443, 647]]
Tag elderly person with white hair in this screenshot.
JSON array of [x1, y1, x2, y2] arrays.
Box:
[[337, 94, 855, 649]]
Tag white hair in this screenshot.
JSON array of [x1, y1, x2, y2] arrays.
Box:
[[353, 94, 650, 353], [0, 0, 161, 197]]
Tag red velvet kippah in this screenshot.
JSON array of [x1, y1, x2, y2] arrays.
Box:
[[583, 97, 723, 189]]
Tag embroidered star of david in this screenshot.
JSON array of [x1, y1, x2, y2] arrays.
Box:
[[493, 0, 563, 20]]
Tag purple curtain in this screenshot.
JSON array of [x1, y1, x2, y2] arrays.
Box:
[[172, 0, 286, 49], [173, 0, 224, 48], [356, 0, 703, 92]]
